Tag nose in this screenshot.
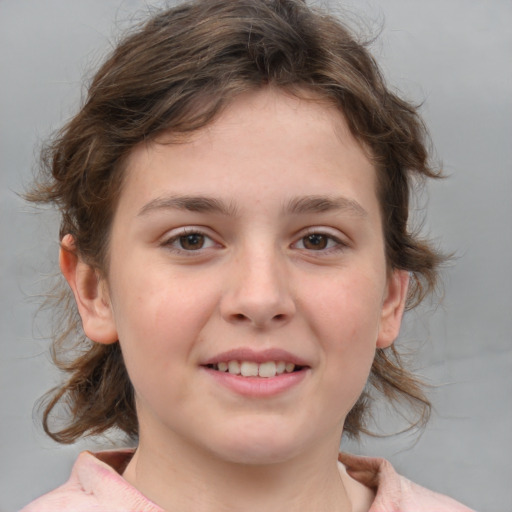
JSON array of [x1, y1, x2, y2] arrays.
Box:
[[220, 246, 296, 329]]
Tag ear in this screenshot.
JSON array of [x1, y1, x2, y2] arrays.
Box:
[[59, 234, 118, 344], [376, 269, 410, 349]]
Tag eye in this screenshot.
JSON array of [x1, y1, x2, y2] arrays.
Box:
[[293, 231, 346, 252], [178, 232, 207, 250], [163, 229, 217, 252]]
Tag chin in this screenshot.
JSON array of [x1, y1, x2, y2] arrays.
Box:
[[204, 419, 310, 466]]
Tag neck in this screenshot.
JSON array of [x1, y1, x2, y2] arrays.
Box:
[[123, 432, 354, 512]]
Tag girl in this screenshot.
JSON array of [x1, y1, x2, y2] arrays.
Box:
[[21, 0, 475, 510]]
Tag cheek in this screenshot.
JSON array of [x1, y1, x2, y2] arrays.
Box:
[[110, 279, 209, 410], [108, 267, 218, 383], [307, 272, 384, 344], [303, 272, 384, 401], [111, 258, 213, 333]]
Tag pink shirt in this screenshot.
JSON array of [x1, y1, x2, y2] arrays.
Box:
[[21, 450, 475, 511]]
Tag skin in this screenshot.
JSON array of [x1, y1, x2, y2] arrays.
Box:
[[61, 88, 409, 512]]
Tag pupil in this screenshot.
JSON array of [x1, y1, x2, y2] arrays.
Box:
[[305, 234, 327, 250], [180, 233, 204, 250]]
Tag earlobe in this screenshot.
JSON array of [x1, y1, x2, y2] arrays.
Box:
[[59, 234, 118, 344], [376, 269, 410, 349]]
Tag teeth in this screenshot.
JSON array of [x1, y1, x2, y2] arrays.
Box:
[[213, 360, 299, 378], [240, 361, 259, 377], [228, 360, 240, 375], [258, 361, 276, 378]]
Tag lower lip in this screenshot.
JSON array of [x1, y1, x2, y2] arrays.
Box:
[[202, 367, 309, 397]]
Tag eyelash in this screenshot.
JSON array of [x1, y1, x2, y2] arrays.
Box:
[[292, 230, 348, 254], [161, 228, 348, 255], [161, 228, 218, 254]]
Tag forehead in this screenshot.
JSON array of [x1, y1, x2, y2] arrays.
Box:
[[119, 87, 379, 218]]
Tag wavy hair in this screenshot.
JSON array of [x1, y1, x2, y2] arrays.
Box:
[[28, 0, 444, 443]]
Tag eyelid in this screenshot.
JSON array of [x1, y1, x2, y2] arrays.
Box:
[[159, 225, 349, 255], [292, 227, 349, 252], [160, 226, 221, 254]]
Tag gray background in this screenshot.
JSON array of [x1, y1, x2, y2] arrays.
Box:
[[1, 1, 510, 511]]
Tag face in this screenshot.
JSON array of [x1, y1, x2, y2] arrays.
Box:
[[75, 88, 407, 465]]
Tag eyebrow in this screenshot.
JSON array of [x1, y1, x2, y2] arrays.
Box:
[[138, 195, 239, 217], [137, 194, 367, 218], [285, 195, 368, 218]]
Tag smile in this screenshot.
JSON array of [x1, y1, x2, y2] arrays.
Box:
[[206, 361, 303, 378]]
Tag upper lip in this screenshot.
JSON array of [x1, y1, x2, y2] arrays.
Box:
[[201, 348, 310, 367]]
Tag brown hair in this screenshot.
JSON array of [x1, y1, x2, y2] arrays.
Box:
[[29, 0, 444, 443]]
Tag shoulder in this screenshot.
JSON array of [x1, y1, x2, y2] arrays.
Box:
[[339, 452, 476, 512], [20, 450, 163, 512]]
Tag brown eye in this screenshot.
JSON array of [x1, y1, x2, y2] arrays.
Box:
[[179, 233, 205, 250], [302, 234, 329, 250], [163, 230, 217, 254]]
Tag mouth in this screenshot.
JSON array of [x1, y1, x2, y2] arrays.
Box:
[[204, 360, 306, 378], [201, 350, 310, 396]]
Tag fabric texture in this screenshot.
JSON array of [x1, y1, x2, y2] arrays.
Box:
[[21, 450, 475, 511]]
